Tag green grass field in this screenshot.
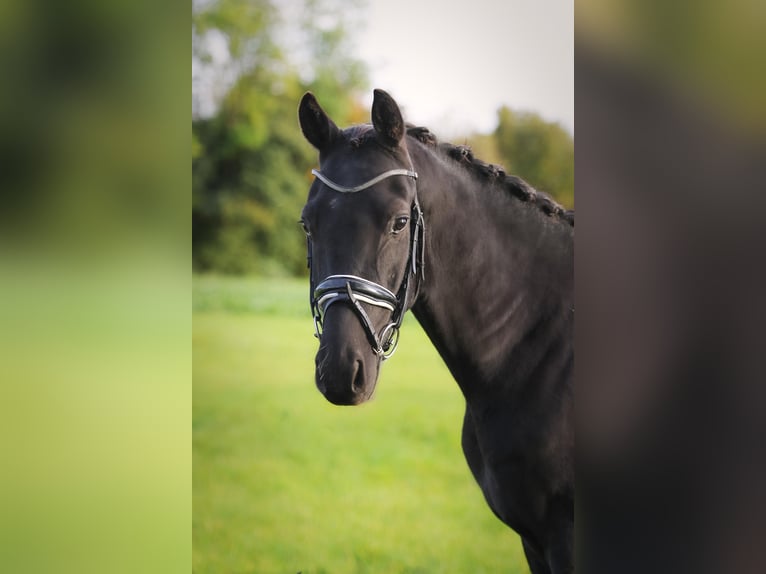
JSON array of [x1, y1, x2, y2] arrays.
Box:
[[193, 275, 527, 573]]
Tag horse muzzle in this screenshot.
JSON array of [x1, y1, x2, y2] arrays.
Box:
[[314, 304, 382, 405]]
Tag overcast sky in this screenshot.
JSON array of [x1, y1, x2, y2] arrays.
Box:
[[195, 0, 573, 135], [356, 0, 573, 136]]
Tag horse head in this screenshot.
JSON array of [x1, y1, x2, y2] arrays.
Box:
[[298, 90, 423, 405]]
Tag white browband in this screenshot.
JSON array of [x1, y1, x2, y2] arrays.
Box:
[[311, 168, 418, 193]]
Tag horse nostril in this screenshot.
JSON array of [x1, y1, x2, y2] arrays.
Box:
[[352, 359, 365, 392]]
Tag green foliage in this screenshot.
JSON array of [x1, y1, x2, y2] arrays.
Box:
[[494, 107, 574, 208], [193, 275, 529, 573], [192, 0, 369, 276]]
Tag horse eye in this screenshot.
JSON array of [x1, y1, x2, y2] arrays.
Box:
[[299, 220, 311, 237], [391, 216, 409, 234]]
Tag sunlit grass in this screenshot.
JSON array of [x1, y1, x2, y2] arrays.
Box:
[[193, 275, 527, 573]]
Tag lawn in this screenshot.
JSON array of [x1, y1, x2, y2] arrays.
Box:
[[193, 275, 527, 573]]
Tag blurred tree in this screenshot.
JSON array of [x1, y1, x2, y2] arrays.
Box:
[[295, 0, 369, 122], [193, 0, 282, 118], [494, 107, 574, 208], [192, 0, 368, 275]]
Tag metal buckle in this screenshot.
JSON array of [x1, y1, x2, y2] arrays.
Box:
[[379, 324, 401, 360], [313, 313, 322, 339]]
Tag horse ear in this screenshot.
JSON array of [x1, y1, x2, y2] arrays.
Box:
[[372, 89, 405, 148], [298, 92, 339, 150]]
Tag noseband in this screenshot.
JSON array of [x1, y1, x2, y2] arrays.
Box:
[[307, 167, 425, 360]]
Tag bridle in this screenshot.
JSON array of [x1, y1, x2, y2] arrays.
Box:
[[307, 166, 425, 360]]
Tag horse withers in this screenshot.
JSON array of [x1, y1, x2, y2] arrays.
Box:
[[298, 89, 574, 574]]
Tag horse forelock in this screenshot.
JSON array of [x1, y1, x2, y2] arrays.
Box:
[[339, 124, 375, 149]]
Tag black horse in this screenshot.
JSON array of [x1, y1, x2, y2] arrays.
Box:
[[298, 89, 574, 574]]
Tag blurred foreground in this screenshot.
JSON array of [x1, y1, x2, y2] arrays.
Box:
[[577, 1, 766, 572]]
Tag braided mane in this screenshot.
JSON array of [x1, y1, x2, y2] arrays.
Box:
[[406, 125, 574, 227]]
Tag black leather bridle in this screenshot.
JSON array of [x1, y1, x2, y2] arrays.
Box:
[[307, 167, 425, 360]]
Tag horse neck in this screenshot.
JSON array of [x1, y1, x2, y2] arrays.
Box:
[[409, 143, 574, 397]]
